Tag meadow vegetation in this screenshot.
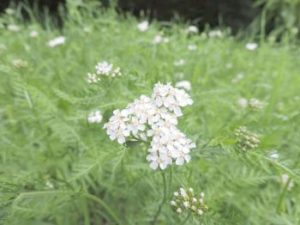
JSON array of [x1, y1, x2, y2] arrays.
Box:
[[0, 3, 300, 225]]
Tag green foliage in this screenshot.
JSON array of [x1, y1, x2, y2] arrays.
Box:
[[254, 0, 300, 41], [1, 3, 300, 225]]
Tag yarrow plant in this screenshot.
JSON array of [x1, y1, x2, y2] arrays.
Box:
[[86, 61, 121, 83], [104, 83, 195, 170], [171, 187, 208, 216]]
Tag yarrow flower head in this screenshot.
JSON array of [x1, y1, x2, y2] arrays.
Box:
[[7, 24, 20, 32], [137, 21, 149, 32], [171, 187, 208, 216], [187, 25, 199, 34], [103, 83, 195, 170], [30, 31, 38, 38], [153, 34, 169, 44], [235, 126, 260, 151], [187, 44, 197, 51], [246, 42, 258, 51], [48, 36, 65, 48], [86, 61, 121, 83], [87, 110, 103, 124]]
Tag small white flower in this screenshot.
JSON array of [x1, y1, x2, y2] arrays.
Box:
[[281, 174, 294, 190], [170, 200, 177, 206], [5, 8, 15, 15], [137, 21, 149, 32], [208, 30, 223, 38], [246, 42, 258, 51], [30, 31, 38, 38], [87, 110, 103, 124], [95, 61, 121, 77], [48, 36, 65, 47], [232, 73, 244, 84], [7, 24, 20, 32], [268, 150, 279, 161], [187, 25, 198, 34], [153, 34, 169, 44], [197, 209, 204, 215], [175, 80, 191, 91], [174, 59, 186, 67], [176, 208, 182, 214], [183, 201, 190, 208], [237, 97, 248, 109], [187, 44, 197, 51]]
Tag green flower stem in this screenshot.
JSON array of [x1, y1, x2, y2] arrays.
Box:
[[83, 193, 123, 225], [151, 171, 167, 225], [180, 212, 191, 225]]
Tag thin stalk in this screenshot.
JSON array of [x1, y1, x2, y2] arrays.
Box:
[[180, 213, 191, 225], [151, 171, 167, 225], [83, 193, 123, 225], [276, 176, 292, 213]]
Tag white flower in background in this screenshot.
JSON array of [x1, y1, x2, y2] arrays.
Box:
[[30, 31, 38, 38], [249, 98, 264, 111], [87, 110, 103, 124], [174, 59, 186, 67], [208, 30, 223, 38], [86, 73, 100, 84], [187, 25, 198, 34], [187, 44, 197, 51], [83, 27, 92, 33], [5, 8, 15, 15], [104, 83, 195, 170], [281, 174, 294, 190], [246, 42, 258, 51], [48, 36, 65, 47], [175, 80, 192, 91], [7, 24, 20, 32], [232, 73, 244, 83], [237, 97, 248, 109], [49, 36, 65, 46], [137, 21, 149, 32], [267, 150, 279, 161], [95, 61, 121, 77], [86, 61, 121, 83], [153, 34, 169, 44]]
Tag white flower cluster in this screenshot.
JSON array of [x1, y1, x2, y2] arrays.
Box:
[[153, 34, 169, 44], [87, 110, 103, 124], [48, 36, 65, 48], [237, 97, 264, 111], [104, 83, 195, 170], [86, 61, 121, 83], [246, 42, 258, 51], [171, 187, 207, 216], [137, 21, 149, 32]]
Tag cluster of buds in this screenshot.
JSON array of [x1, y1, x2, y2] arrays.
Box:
[[235, 126, 260, 151], [86, 61, 121, 83], [11, 59, 28, 69], [248, 98, 264, 111], [170, 187, 208, 216]]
